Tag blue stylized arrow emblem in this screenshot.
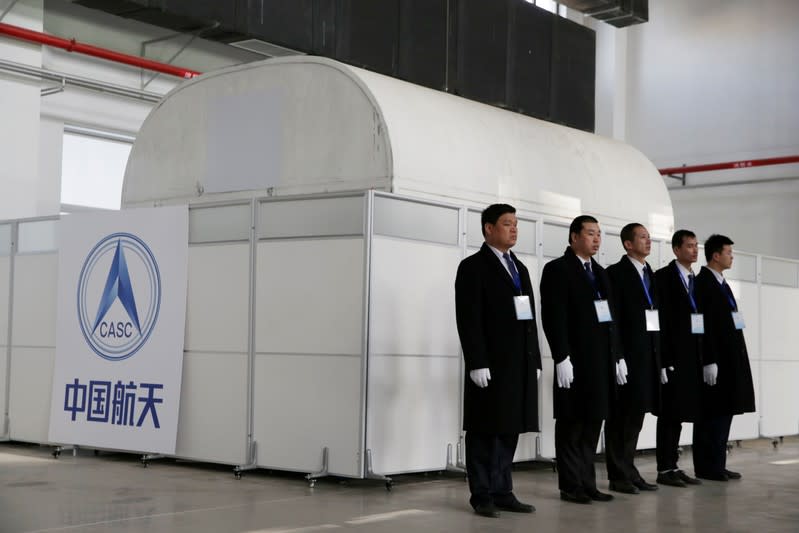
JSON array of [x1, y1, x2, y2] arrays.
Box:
[[91, 240, 142, 336]]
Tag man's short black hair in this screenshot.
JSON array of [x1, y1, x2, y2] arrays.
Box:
[[620, 223, 644, 247], [481, 204, 516, 236], [672, 229, 696, 249], [704, 234, 734, 263], [568, 215, 599, 244]]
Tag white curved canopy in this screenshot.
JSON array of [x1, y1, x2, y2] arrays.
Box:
[[123, 56, 672, 234]]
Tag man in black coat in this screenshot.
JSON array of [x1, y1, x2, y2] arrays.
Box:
[[693, 234, 756, 481], [604, 223, 660, 494], [455, 203, 542, 518], [653, 229, 704, 487], [540, 215, 620, 504]]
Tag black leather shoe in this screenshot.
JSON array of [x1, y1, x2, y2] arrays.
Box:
[[632, 478, 658, 491], [657, 471, 686, 487], [494, 497, 535, 513], [588, 489, 614, 502], [676, 470, 702, 485], [696, 471, 729, 482], [609, 480, 639, 494], [473, 502, 500, 518], [724, 469, 742, 480], [560, 490, 591, 504]]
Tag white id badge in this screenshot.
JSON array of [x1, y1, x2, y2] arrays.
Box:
[[691, 313, 705, 334], [645, 309, 660, 331], [732, 311, 746, 330], [514, 295, 533, 320], [594, 299, 612, 323]]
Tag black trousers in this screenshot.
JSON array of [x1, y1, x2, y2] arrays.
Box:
[[655, 415, 683, 472], [555, 418, 603, 493], [692, 414, 733, 476], [605, 409, 645, 482], [465, 432, 519, 508]]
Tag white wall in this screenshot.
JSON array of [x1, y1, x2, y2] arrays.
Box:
[[622, 0, 799, 258], [669, 180, 799, 259], [0, 0, 261, 220], [0, 0, 44, 220]]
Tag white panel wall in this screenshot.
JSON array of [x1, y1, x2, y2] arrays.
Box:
[[728, 282, 761, 441], [759, 362, 799, 438], [8, 253, 58, 443], [670, 184, 799, 262], [0, 256, 10, 436], [730, 363, 760, 442], [367, 236, 462, 474], [512, 253, 542, 462], [759, 286, 799, 437], [174, 244, 250, 465], [253, 238, 364, 477], [0, 195, 796, 475]]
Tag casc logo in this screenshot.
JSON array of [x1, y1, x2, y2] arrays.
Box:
[[77, 233, 161, 361]]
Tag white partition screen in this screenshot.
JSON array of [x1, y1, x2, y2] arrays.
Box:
[[175, 203, 253, 465], [9, 225, 59, 443], [367, 195, 462, 474], [253, 195, 366, 477], [0, 223, 11, 438]]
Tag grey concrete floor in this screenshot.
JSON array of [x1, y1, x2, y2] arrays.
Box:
[[1, 437, 798, 533]]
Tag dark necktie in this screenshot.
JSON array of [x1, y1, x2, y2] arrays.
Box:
[[722, 279, 738, 310], [688, 273, 695, 298], [503, 252, 521, 292], [584, 261, 600, 297], [584, 261, 595, 283]]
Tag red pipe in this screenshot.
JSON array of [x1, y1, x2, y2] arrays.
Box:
[[659, 155, 799, 176], [0, 22, 201, 79]]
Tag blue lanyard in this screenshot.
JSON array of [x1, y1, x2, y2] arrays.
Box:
[[639, 270, 653, 309]]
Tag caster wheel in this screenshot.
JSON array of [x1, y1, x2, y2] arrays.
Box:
[[142, 461, 148, 468], [773, 440, 779, 449], [52, 450, 61, 459], [385, 480, 393, 491], [234, 472, 242, 480], [308, 479, 316, 488]]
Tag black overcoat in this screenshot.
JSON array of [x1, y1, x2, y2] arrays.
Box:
[[653, 260, 704, 422], [455, 243, 542, 434], [607, 256, 661, 414], [540, 247, 620, 420], [694, 267, 756, 416]]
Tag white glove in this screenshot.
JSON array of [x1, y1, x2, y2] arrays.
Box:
[[556, 357, 574, 389], [470, 368, 491, 388], [703, 363, 718, 386], [537, 369, 541, 380], [661, 368, 668, 385], [616, 359, 628, 385]]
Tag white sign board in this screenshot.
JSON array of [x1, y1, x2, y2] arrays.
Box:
[[48, 206, 188, 454]]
